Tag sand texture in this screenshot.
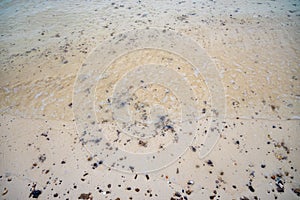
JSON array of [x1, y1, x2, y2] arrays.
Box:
[[0, 0, 299, 199]]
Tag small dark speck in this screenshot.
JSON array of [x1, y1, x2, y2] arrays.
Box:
[[78, 193, 91, 199], [92, 162, 98, 169], [248, 185, 255, 192], [190, 146, 196, 152], [29, 190, 42, 198], [261, 164, 266, 168], [186, 189, 192, 195], [129, 166, 134, 172], [174, 191, 181, 197], [271, 105, 276, 111], [126, 187, 132, 190], [138, 140, 147, 147], [38, 154, 46, 163], [207, 160, 214, 167]]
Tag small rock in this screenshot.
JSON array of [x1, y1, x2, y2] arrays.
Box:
[[2, 188, 8, 196], [207, 160, 214, 167], [186, 189, 193, 195], [187, 180, 194, 185], [174, 191, 181, 197], [78, 193, 92, 199], [292, 188, 300, 196], [275, 177, 284, 193], [248, 185, 255, 192], [29, 189, 42, 198]]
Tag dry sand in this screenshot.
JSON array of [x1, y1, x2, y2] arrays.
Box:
[[0, 0, 299, 199]]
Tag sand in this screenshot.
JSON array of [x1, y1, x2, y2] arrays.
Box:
[[0, 0, 299, 199]]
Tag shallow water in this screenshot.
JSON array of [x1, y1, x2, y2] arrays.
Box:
[[0, 0, 299, 199]]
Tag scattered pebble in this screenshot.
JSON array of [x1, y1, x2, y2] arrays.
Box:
[[29, 189, 42, 198]]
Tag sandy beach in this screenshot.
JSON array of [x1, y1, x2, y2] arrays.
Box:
[[0, 0, 299, 199]]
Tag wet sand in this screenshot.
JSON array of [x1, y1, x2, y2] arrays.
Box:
[[0, 0, 299, 199]]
